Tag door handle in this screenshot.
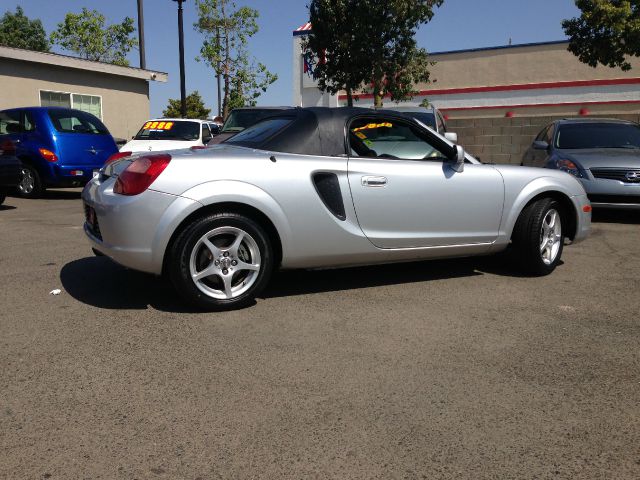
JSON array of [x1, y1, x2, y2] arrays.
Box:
[[361, 175, 387, 187]]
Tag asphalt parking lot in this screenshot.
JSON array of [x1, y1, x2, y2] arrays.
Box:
[[1, 190, 639, 479]]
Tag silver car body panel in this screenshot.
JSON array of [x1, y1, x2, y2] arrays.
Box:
[[83, 133, 591, 276]]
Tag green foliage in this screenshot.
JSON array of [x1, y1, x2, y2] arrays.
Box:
[[195, 0, 277, 117], [305, 0, 443, 107], [163, 91, 212, 119], [0, 6, 49, 52], [50, 8, 137, 66], [563, 0, 640, 71]]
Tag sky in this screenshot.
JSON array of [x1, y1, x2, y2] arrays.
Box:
[[12, 0, 582, 118]]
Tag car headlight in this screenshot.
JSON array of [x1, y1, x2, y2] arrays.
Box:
[[555, 159, 583, 178]]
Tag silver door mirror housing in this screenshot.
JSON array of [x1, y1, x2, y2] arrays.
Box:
[[452, 145, 465, 172], [444, 132, 458, 143], [532, 140, 549, 150]]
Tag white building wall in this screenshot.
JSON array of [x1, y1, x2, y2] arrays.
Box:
[[292, 33, 338, 108]]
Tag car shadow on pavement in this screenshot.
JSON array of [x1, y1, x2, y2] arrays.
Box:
[[0, 204, 16, 211], [61, 255, 526, 312], [60, 257, 199, 313], [591, 209, 640, 224], [8, 189, 82, 201]]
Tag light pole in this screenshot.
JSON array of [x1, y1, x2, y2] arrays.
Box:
[[137, 0, 146, 69], [172, 0, 187, 118]]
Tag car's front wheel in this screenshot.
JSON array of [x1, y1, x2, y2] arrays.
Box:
[[17, 164, 43, 198], [511, 198, 565, 275], [168, 213, 273, 310]]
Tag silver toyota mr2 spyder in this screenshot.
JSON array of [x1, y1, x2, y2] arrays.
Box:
[[83, 107, 592, 310]]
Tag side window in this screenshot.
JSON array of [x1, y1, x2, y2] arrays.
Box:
[[544, 124, 554, 145], [348, 117, 448, 161], [201, 124, 212, 143], [436, 112, 446, 133], [23, 111, 36, 132], [535, 125, 551, 142], [0, 110, 22, 134]]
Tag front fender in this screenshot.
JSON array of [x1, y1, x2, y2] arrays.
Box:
[[495, 175, 585, 249], [152, 180, 292, 268]]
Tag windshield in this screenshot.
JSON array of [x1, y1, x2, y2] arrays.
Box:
[[410, 112, 436, 130], [221, 109, 284, 133], [134, 120, 200, 141], [47, 110, 109, 135], [556, 123, 640, 150]]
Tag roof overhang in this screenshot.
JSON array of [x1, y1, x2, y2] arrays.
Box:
[[0, 45, 168, 83]]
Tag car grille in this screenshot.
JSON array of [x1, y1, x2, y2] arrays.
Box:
[[83, 203, 102, 240], [588, 194, 640, 205], [590, 168, 640, 183]]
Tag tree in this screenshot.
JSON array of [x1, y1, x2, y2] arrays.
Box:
[[563, 0, 640, 71], [305, 0, 443, 107], [163, 91, 212, 119], [0, 6, 49, 52], [195, 0, 277, 118], [50, 8, 137, 66]]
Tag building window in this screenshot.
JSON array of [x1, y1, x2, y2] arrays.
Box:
[[40, 90, 102, 119], [40, 90, 71, 108]]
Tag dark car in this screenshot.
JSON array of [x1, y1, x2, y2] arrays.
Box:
[[207, 107, 293, 145], [522, 118, 640, 209], [0, 107, 118, 198], [0, 138, 22, 206]]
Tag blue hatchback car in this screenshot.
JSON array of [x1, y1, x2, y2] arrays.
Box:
[[0, 107, 118, 197]]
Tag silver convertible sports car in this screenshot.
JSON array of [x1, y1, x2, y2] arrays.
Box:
[[82, 107, 592, 310]]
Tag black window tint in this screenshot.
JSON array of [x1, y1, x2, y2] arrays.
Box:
[[556, 123, 640, 149], [47, 109, 109, 134], [225, 118, 294, 146], [349, 118, 447, 160], [411, 112, 436, 130]]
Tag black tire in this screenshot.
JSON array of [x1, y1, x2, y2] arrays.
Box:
[[16, 164, 44, 198], [511, 198, 564, 276], [168, 212, 274, 311]]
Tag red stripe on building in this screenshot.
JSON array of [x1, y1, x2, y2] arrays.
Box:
[[439, 99, 640, 112]]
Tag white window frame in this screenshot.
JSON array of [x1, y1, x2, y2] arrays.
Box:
[[39, 89, 104, 120]]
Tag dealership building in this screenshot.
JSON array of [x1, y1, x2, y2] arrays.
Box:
[[293, 24, 640, 164], [0, 45, 167, 141]]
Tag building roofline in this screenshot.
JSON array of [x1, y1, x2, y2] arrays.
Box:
[[429, 40, 570, 56], [0, 45, 168, 82]]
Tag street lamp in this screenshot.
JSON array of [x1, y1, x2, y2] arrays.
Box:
[[172, 0, 187, 118]]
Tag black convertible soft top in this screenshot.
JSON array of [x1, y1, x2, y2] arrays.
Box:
[[225, 107, 455, 158]]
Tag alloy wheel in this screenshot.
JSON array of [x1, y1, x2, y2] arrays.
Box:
[[539, 208, 562, 265]]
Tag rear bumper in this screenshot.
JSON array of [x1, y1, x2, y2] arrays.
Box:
[[0, 157, 22, 188], [82, 177, 201, 275]]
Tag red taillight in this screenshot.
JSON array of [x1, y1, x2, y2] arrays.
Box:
[[113, 153, 171, 196], [105, 151, 132, 165], [39, 148, 58, 162], [0, 140, 16, 156]]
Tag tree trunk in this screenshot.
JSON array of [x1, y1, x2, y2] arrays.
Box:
[[346, 89, 353, 107], [374, 79, 383, 108], [221, 0, 231, 119]]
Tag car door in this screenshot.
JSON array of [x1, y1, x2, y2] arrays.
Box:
[[347, 115, 504, 249]]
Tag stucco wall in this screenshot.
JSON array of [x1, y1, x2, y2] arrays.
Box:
[[0, 58, 150, 140]]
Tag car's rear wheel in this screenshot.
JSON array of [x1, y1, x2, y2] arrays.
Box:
[[17, 164, 43, 198], [511, 198, 564, 275], [168, 213, 273, 310]]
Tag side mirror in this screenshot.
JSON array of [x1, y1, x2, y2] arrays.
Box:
[[532, 140, 549, 150], [444, 131, 458, 143], [451, 145, 465, 172]]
